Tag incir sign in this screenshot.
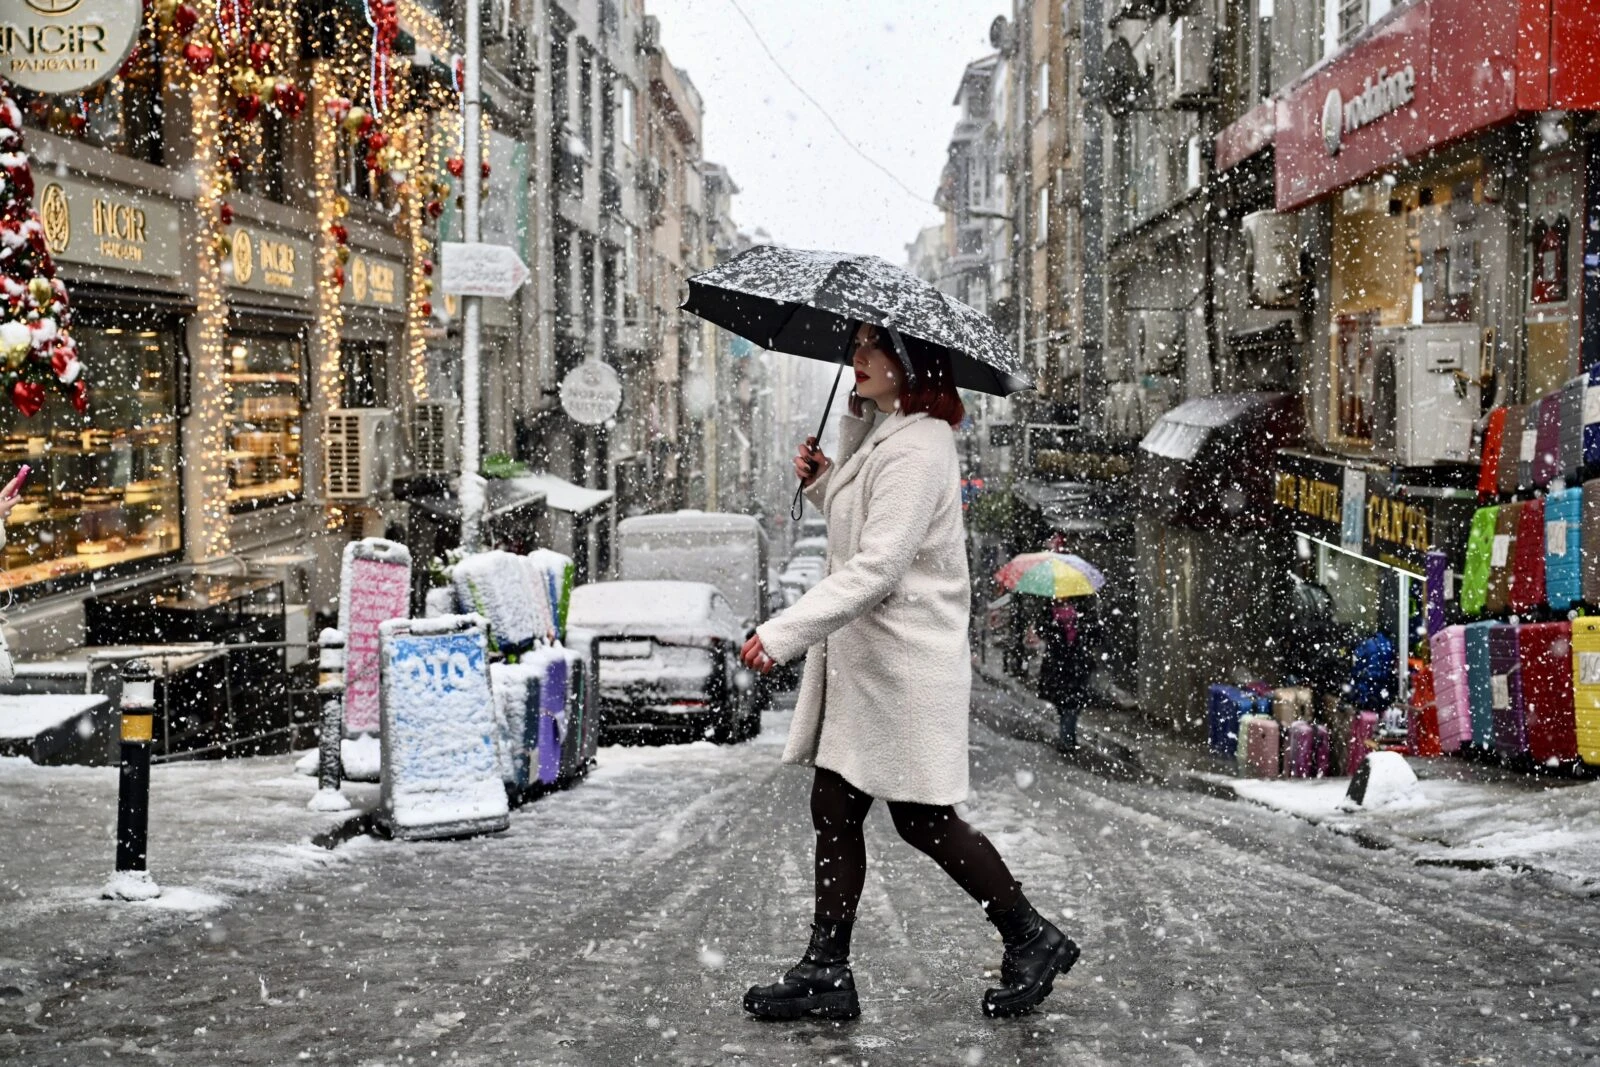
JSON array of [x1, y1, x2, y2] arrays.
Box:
[[0, 0, 143, 95]]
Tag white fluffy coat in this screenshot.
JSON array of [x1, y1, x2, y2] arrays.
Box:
[[756, 410, 972, 805]]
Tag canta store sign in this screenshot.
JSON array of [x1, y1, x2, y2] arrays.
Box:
[[0, 0, 143, 95]]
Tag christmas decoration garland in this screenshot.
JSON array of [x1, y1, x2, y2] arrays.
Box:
[[0, 90, 86, 417]]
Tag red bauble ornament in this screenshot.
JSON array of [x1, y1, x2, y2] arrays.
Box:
[[446, 156, 465, 178], [173, 2, 200, 35], [425, 200, 442, 219], [357, 114, 375, 136], [481, 161, 491, 179], [182, 41, 215, 73], [364, 154, 380, 174], [225, 152, 245, 174], [10, 380, 44, 418], [70, 380, 87, 414], [421, 259, 434, 276], [249, 41, 273, 72], [219, 203, 234, 225], [277, 84, 306, 120], [329, 223, 348, 245], [324, 97, 351, 122], [331, 267, 345, 289], [367, 131, 389, 151], [420, 301, 432, 317], [235, 94, 262, 122]]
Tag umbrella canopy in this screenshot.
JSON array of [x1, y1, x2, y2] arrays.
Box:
[[994, 552, 1105, 599], [681, 245, 1033, 396]]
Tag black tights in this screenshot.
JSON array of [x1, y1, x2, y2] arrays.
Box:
[[810, 767, 1021, 923]]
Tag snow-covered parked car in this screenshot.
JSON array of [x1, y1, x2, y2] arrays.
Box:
[[566, 580, 759, 745]]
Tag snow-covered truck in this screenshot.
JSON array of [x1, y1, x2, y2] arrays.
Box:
[[616, 511, 770, 630], [615, 511, 787, 706]]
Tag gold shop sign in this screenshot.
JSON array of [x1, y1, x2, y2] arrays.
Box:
[[228, 225, 314, 299], [32, 174, 182, 277], [342, 252, 405, 310], [0, 0, 143, 95]]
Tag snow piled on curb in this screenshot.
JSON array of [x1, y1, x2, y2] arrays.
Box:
[[1208, 769, 1600, 894]]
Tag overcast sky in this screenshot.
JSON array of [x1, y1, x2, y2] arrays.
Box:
[[647, 0, 1006, 266]]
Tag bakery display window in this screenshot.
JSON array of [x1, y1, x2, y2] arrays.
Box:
[[226, 331, 307, 509], [0, 323, 182, 592]]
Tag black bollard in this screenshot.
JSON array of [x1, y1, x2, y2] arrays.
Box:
[[106, 659, 161, 900], [309, 629, 351, 812]]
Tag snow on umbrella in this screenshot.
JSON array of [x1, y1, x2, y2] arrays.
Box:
[[994, 552, 1105, 599], [681, 244, 1032, 517], [681, 244, 1032, 396]]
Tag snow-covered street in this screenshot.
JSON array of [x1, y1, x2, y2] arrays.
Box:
[[3, 684, 1599, 1065]]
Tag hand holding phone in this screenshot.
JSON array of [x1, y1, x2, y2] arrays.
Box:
[[2, 464, 29, 500]]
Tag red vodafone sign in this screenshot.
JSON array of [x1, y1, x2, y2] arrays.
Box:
[[1275, 0, 1521, 211]]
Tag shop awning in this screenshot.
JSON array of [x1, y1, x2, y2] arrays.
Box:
[[509, 473, 614, 518], [407, 479, 545, 523], [1138, 393, 1303, 529]]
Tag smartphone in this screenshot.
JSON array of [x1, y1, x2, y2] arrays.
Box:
[[5, 464, 29, 497]]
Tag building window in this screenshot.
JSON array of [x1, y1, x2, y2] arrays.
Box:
[[1037, 185, 1049, 245], [1037, 58, 1050, 112], [619, 84, 636, 152], [14, 25, 163, 165], [340, 339, 388, 410], [1255, 0, 1275, 100], [0, 318, 182, 592], [228, 330, 307, 508], [1328, 160, 1485, 445], [1337, 0, 1366, 45], [1185, 134, 1202, 191]]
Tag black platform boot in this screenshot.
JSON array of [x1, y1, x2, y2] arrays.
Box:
[[981, 894, 1079, 1018], [743, 919, 861, 1021]]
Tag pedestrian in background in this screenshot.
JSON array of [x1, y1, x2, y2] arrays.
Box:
[[739, 323, 1079, 1021], [1038, 600, 1093, 753]]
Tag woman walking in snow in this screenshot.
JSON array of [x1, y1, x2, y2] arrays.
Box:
[[738, 323, 1078, 1021]]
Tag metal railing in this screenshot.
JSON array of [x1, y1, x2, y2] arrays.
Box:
[[67, 641, 330, 764]]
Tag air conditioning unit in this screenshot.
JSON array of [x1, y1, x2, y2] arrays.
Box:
[[324, 408, 396, 500], [1368, 324, 1484, 467], [1243, 210, 1302, 308], [410, 400, 461, 475], [1132, 310, 1184, 375], [1170, 11, 1216, 107]]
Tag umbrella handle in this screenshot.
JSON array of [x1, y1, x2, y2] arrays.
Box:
[[792, 363, 846, 521]]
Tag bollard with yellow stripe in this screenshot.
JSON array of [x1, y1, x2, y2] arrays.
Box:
[[104, 659, 161, 901]]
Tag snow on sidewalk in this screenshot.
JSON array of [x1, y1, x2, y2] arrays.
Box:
[[0, 753, 378, 1001], [1203, 767, 1600, 894]]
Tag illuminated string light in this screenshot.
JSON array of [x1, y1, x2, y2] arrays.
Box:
[[185, 0, 232, 561]]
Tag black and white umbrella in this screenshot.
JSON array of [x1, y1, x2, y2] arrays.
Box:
[[682, 245, 1033, 517], [682, 244, 1032, 396]]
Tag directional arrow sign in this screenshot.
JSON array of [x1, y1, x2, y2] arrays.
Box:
[[440, 241, 530, 299]]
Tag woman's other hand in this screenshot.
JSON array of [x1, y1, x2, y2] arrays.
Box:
[[0, 470, 24, 520], [794, 436, 830, 487], [740, 632, 776, 674]]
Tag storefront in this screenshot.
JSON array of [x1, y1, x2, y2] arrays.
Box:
[[5, 172, 189, 603], [1134, 394, 1304, 735], [226, 223, 317, 514], [1271, 449, 1476, 701], [1271, 0, 1600, 453]]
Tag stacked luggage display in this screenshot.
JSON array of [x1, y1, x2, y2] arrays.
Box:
[[429, 548, 598, 798]]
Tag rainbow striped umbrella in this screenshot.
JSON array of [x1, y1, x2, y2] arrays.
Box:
[[993, 552, 1105, 599]]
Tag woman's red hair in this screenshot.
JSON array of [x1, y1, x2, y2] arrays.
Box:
[[872, 326, 965, 427]]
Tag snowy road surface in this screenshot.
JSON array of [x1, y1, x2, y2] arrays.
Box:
[[3, 695, 1599, 1065]]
